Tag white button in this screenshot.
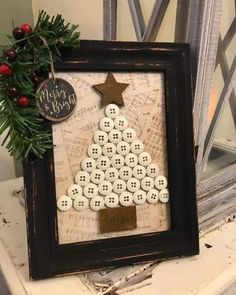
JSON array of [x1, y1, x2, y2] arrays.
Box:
[[81, 157, 96, 172], [105, 104, 120, 118], [98, 180, 113, 195], [94, 130, 108, 145], [159, 189, 169, 203], [105, 167, 119, 182], [96, 156, 111, 170], [102, 143, 116, 157], [105, 193, 119, 208], [146, 163, 159, 177], [99, 117, 114, 132], [113, 179, 126, 194], [119, 166, 133, 180], [147, 189, 159, 204], [73, 196, 89, 211], [132, 165, 146, 179], [57, 195, 72, 211], [83, 183, 98, 198], [75, 171, 90, 186], [141, 177, 154, 191], [90, 169, 105, 184], [133, 190, 147, 205], [138, 152, 152, 166], [123, 128, 136, 142], [119, 192, 133, 206], [130, 140, 144, 154], [87, 143, 102, 159], [127, 178, 140, 192], [114, 116, 128, 130], [108, 129, 122, 143], [154, 175, 168, 189], [111, 154, 125, 169], [90, 196, 105, 211], [125, 153, 138, 167], [116, 141, 130, 155], [67, 184, 82, 199]]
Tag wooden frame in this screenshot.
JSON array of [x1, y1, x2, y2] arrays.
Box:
[[23, 40, 199, 280]]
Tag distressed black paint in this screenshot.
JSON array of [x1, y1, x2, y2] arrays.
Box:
[[23, 40, 199, 280]]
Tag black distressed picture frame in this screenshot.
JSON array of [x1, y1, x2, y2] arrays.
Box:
[[23, 40, 199, 280]]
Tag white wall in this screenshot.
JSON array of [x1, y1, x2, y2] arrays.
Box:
[[32, 0, 176, 41], [32, 0, 103, 40]]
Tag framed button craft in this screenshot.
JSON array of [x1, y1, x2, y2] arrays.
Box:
[[23, 40, 198, 280]]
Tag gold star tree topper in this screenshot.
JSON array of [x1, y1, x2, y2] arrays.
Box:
[[93, 73, 129, 106]]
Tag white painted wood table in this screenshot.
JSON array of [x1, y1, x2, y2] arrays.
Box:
[[0, 177, 236, 295]]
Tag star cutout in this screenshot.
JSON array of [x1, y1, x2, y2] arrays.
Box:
[[93, 73, 129, 106]]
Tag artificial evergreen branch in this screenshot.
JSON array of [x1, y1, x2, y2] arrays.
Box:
[[0, 11, 80, 160]]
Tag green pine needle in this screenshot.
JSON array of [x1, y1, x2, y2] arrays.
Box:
[[0, 10, 80, 161]]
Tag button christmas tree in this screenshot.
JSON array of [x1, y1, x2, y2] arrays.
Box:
[[57, 103, 169, 212]]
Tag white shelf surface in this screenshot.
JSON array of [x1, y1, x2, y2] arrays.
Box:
[[0, 177, 235, 295]]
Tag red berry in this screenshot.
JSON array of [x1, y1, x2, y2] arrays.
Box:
[[7, 85, 20, 96], [17, 96, 30, 107], [0, 64, 13, 76], [13, 27, 25, 39], [20, 23, 32, 34], [5, 48, 17, 61], [31, 72, 42, 85]]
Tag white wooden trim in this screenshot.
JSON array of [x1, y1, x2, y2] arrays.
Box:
[[193, 0, 222, 182], [202, 56, 236, 171]]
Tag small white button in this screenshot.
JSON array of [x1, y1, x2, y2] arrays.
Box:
[[154, 175, 168, 189], [133, 190, 147, 205], [105, 193, 119, 208], [141, 177, 154, 191], [90, 169, 105, 184], [73, 196, 89, 211], [67, 184, 82, 199], [127, 178, 140, 192], [114, 116, 128, 130], [125, 153, 138, 167], [75, 171, 90, 186], [138, 152, 152, 166], [122, 128, 137, 142], [94, 130, 108, 145], [116, 141, 130, 155], [90, 196, 105, 211], [132, 165, 146, 179], [119, 166, 133, 180], [130, 140, 144, 154], [98, 180, 113, 195], [103, 143, 116, 157], [111, 154, 125, 169], [105, 167, 119, 182], [87, 144, 102, 159], [57, 195, 72, 211], [105, 104, 120, 118], [147, 189, 159, 204], [159, 189, 169, 203], [113, 179, 126, 194], [96, 156, 111, 170], [108, 129, 122, 143], [99, 117, 114, 132], [146, 163, 159, 177], [119, 192, 133, 206], [81, 157, 96, 172], [83, 183, 98, 198]]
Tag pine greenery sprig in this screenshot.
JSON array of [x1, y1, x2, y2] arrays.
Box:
[[0, 11, 80, 160]]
